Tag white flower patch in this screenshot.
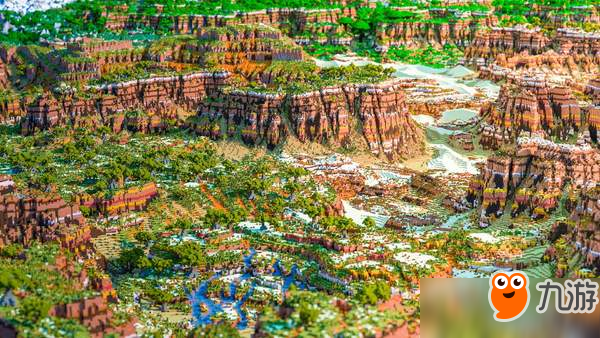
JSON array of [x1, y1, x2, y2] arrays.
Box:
[[393, 252, 437, 268], [386, 242, 411, 251], [468, 232, 501, 244], [345, 260, 381, 269]]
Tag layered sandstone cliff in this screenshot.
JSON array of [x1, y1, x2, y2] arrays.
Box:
[[468, 27, 600, 86], [104, 6, 356, 35], [20, 71, 230, 134], [566, 186, 600, 272], [465, 26, 549, 61], [377, 14, 497, 48], [0, 179, 84, 246], [478, 78, 597, 149], [79, 182, 158, 216], [190, 79, 424, 160], [50, 296, 136, 338], [467, 136, 600, 227]]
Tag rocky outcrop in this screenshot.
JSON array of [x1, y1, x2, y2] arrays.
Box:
[[566, 187, 600, 271], [555, 28, 600, 56], [465, 26, 549, 61], [79, 182, 158, 216], [49, 296, 136, 338], [0, 179, 84, 246], [146, 26, 303, 65], [189, 90, 286, 148], [585, 77, 600, 104], [469, 27, 600, 86], [478, 78, 587, 149], [467, 136, 600, 227], [66, 37, 133, 55], [20, 71, 231, 135], [377, 14, 497, 48], [105, 6, 356, 35], [478, 51, 600, 83], [525, 5, 600, 28], [190, 79, 424, 160]]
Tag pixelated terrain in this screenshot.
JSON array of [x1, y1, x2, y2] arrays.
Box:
[[0, 0, 598, 337]]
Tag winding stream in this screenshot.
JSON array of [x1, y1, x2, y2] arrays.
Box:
[[189, 248, 304, 329]]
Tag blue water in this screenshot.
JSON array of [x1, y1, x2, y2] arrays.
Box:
[[272, 260, 306, 295], [189, 272, 223, 326], [189, 248, 257, 329], [189, 249, 312, 329]]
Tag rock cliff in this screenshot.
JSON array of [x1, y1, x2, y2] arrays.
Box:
[[49, 296, 137, 338], [20, 71, 231, 134], [465, 26, 549, 61], [79, 182, 158, 216], [566, 186, 600, 272], [104, 6, 356, 35], [478, 77, 593, 149], [377, 14, 497, 48], [0, 179, 84, 246], [467, 136, 600, 227], [190, 79, 424, 160]]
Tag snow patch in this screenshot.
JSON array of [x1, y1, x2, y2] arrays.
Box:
[[1, 0, 75, 13], [393, 252, 437, 268]]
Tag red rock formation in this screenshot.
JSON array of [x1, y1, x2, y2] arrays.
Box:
[[479, 78, 585, 149], [105, 7, 356, 35], [478, 51, 600, 83], [190, 90, 287, 148], [377, 13, 497, 48], [20, 71, 231, 135], [191, 79, 423, 159], [0, 95, 24, 125], [555, 28, 600, 56], [525, 5, 600, 27], [79, 182, 158, 216], [469, 26, 600, 86], [566, 187, 600, 271], [585, 76, 600, 104], [467, 137, 600, 227], [0, 180, 85, 246], [449, 132, 475, 151], [49, 296, 136, 338], [66, 37, 133, 55], [465, 26, 549, 61]]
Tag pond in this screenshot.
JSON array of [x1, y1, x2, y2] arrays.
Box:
[[439, 108, 479, 124]]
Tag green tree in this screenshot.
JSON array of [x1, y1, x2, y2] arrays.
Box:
[[191, 320, 241, 337], [151, 256, 173, 274], [172, 241, 206, 268], [116, 247, 146, 272], [19, 296, 52, 323], [297, 300, 319, 325], [362, 217, 376, 228], [0, 243, 24, 258], [134, 231, 156, 246]]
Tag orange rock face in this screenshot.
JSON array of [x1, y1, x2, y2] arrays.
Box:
[[79, 182, 159, 216], [190, 79, 424, 159], [467, 137, 600, 227], [50, 296, 136, 338], [378, 14, 497, 48], [20, 71, 231, 135], [465, 26, 550, 61], [478, 78, 594, 149], [0, 179, 85, 246]]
